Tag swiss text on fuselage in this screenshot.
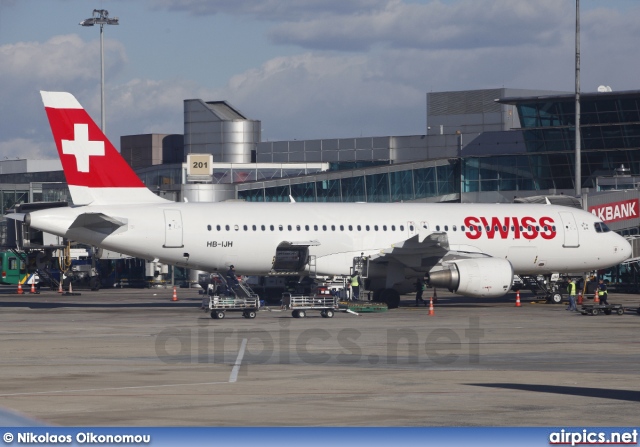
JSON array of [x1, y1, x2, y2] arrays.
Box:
[[463, 216, 556, 240]]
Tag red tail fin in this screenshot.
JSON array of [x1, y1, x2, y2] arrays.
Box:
[[40, 91, 166, 205]]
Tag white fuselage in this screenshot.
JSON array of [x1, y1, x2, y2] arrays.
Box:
[[27, 201, 631, 277]]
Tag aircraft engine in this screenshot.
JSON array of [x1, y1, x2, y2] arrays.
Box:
[[427, 258, 513, 298]]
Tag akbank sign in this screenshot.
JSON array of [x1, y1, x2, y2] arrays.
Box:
[[589, 198, 640, 223]]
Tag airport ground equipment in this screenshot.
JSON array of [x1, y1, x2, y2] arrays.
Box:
[[202, 295, 260, 320], [580, 303, 624, 316], [283, 293, 339, 318]]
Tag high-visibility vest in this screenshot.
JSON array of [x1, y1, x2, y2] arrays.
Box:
[[351, 275, 359, 286], [567, 282, 576, 295]]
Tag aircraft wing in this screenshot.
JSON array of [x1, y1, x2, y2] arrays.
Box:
[[367, 232, 493, 273]]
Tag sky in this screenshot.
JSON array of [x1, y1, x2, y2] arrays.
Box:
[[1, 0, 640, 159]]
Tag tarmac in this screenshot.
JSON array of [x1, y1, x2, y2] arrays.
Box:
[[0, 285, 639, 427]]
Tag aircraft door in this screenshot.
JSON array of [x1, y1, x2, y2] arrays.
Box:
[[163, 210, 184, 248], [559, 211, 579, 248]]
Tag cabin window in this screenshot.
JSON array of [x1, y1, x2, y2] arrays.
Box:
[[225, 225, 230, 231], [552, 225, 557, 231], [331, 225, 336, 231], [486, 226, 490, 231], [270, 225, 275, 231], [510, 226, 515, 231], [356, 225, 361, 231], [436, 225, 440, 231], [383, 225, 387, 231], [216, 225, 221, 231], [519, 226, 524, 231], [400, 225, 405, 231], [349, 225, 353, 231], [207, 225, 211, 231], [391, 225, 396, 231], [535, 226, 540, 231], [366, 225, 370, 231], [527, 226, 532, 231], [340, 225, 344, 231], [322, 225, 327, 231], [252, 225, 257, 231], [279, 225, 284, 231], [409, 225, 414, 231], [243, 225, 248, 231], [461, 225, 465, 231], [305, 225, 309, 231], [261, 225, 265, 231], [314, 225, 318, 231], [296, 225, 301, 231], [452, 225, 457, 231], [444, 225, 448, 231]]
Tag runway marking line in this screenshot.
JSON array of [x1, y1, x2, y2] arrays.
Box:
[[229, 338, 247, 383]]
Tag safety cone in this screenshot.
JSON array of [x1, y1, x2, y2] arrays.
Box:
[[577, 293, 583, 305], [171, 286, 178, 302], [594, 290, 599, 303], [17, 282, 23, 295], [428, 296, 435, 316], [68, 281, 73, 295], [515, 290, 521, 307], [58, 281, 63, 294], [30, 280, 36, 294]]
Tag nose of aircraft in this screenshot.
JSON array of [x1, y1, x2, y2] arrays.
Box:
[[615, 234, 633, 263]]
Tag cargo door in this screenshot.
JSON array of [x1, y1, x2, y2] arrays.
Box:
[[163, 210, 183, 248]]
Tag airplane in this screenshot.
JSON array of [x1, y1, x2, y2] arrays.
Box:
[[7, 91, 632, 308]]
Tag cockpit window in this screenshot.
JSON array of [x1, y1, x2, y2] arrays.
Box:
[[594, 222, 611, 233]]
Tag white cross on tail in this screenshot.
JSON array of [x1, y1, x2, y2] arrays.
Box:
[[61, 124, 105, 173]]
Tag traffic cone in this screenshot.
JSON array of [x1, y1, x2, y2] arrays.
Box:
[[515, 290, 521, 307], [17, 282, 23, 295], [594, 290, 599, 304], [428, 296, 435, 316], [68, 281, 73, 295], [577, 293, 583, 305], [58, 281, 63, 293], [30, 280, 36, 294], [171, 286, 178, 301]]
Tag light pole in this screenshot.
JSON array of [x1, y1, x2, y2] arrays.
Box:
[[79, 9, 119, 133]]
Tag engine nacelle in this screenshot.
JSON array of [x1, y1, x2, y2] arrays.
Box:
[[427, 258, 514, 298]]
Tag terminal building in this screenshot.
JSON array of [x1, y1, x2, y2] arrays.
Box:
[[3, 87, 640, 288]]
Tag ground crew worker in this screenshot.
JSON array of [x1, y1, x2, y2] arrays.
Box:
[[415, 279, 426, 307], [598, 279, 609, 305], [350, 271, 361, 301], [566, 278, 577, 311]]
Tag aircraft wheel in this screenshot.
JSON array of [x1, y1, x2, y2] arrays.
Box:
[[380, 288, 400, 309], [549, 293, 563, 304]]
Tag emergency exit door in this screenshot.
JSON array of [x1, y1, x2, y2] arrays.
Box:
[[163, 210, 183, 248]]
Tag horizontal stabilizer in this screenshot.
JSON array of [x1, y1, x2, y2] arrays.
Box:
[[69, 213, 127, 235]]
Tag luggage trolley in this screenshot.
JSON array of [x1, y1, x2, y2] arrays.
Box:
[[579, 303, 624, 316], [285, 294, 339, 318], [202, 296, 260, 320]]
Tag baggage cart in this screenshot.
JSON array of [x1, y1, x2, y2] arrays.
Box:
[[579, 303, 624, 316], [201, 296, 260, 320], [284, 294, 339, 318]]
